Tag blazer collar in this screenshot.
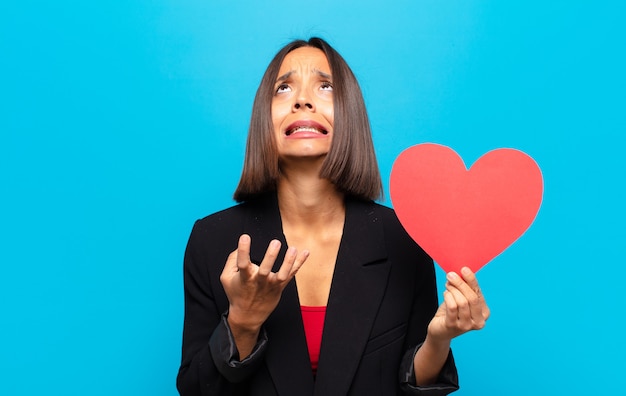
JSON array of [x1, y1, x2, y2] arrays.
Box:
[[243, 193, 315, 394], [244, 193, 387, 265], [242, 193, 391, 395], [314, 198, 391, 395]]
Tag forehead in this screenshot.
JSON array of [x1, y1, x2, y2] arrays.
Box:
[[278, 47, 330, 76]]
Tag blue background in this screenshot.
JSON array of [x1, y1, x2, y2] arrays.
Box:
[[1, 1, 624, 395]]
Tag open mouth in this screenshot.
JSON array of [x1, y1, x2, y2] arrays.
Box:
[[285, 120, 329, 136], [285, 126, 328, 136]]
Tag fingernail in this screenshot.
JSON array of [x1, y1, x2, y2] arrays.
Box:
[[447, 272, 459, 281], [271, 240, 281, 249], [461, 267, 472, 276]]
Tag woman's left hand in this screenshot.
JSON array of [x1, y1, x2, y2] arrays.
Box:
[[427, 267, 490, 342]]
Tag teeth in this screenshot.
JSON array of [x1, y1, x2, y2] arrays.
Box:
[[294, 127, 320, 133], [287, 126, 326, 135]]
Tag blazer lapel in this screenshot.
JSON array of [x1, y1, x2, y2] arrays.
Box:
[[314, 199, 391, 395], [245, 194, 315, 396]]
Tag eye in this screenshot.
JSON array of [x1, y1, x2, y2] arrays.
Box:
[[320, 81, 333, 91], [275, 83, 291, 94]]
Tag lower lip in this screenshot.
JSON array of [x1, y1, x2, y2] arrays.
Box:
[[285, 131, 328, 139]]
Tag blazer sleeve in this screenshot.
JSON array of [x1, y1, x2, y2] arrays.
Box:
[[384, 208, 460, 395], [399, 343, 459, 395], [398, 256, 459, 395], [176, 219, 268, 396]]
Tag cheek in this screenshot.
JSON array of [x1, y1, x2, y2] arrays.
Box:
[[324, 104, 334, 127], [317, 96, 333, 121], [271, 103, 289, 129]]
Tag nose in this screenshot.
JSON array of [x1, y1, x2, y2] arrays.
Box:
[[293, 101, 313, 110], [292, 89, 314, 111]]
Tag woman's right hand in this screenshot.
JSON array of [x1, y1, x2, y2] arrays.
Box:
[[220, 234, 309, 358]]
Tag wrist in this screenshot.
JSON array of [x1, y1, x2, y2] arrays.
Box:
[[423, 332, 451, 353], [227, 309, 262, 335], [413, 335, 451, 386]]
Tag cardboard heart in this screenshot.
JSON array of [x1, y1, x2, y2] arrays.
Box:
[[390, 143, 543, 275]]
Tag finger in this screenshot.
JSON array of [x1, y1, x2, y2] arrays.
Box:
[[290, 250, 309, 277], [276, 246, 297, 282], [448, 273, 487, 329], [460, 267, 481, 295], [445, 278, 471, 323], [446, 271, 478, 299], [277, 248, 309, 283], [220, 250, 240, 286], [460, 267, 490, 322], [236, 234, 253, 280], [258, 239, 281, 277], [442, 290, 458, 328], [447, 271, 481, 321], [224, 249, 239, 273]]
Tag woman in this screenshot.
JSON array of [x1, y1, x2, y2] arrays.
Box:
[[177, 37, 489, 396]]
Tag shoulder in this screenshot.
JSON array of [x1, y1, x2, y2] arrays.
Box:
[[192, 194, 273, 234], [185, 201, 252, 253], [188, 193, 280, 248], [354, 199, 432, 263], [348, 199, 410, 238], [194, 203, 247, 231], [370, 201, 401, 223]]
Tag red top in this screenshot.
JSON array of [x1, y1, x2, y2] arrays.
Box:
[[300, 305, 326, 375]]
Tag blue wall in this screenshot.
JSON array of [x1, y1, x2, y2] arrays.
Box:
[[1, 1, 624, 394]]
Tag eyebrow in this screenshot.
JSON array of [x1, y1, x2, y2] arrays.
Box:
[[275, 69, 332, 83]]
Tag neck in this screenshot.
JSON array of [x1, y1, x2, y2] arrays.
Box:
[[276, 166, 345, 228]]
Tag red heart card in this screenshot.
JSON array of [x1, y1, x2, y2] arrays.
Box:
[[390, 143, 543, 275]]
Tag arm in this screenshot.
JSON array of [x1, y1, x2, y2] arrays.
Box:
[[176, 224, 308, 395], [398, 251, 459, 395], [177, 221, 238, 395], [414, 267, 490, 385]]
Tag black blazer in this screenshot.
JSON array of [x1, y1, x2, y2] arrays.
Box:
[[177, 193, 459, 396]]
